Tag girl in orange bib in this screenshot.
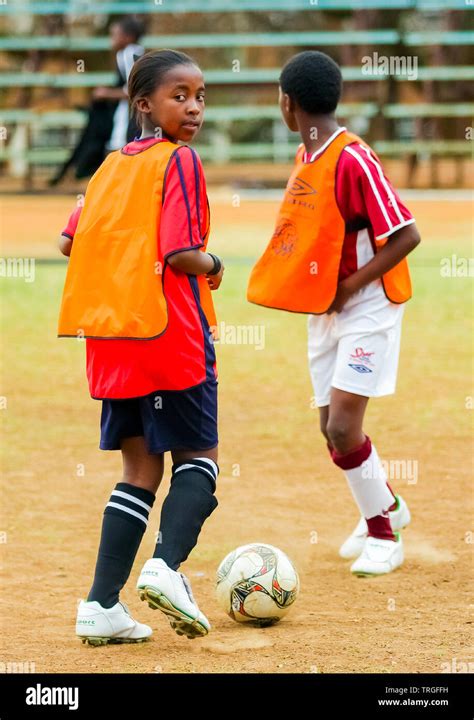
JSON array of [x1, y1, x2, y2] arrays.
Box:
[[58, 50, 224, 644], [248, 51, 421, 578]]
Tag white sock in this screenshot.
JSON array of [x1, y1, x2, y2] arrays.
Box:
[[344, 445, 394, 519]]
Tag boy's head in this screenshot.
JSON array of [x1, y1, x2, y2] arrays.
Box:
[[279, 51, 342, 130], [110, 17, 145, 51]]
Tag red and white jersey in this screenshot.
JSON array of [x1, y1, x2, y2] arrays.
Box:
[[301, 126, 415, 293], [61, 137, 216, 399]]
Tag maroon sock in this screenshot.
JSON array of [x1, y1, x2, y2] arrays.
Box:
[[330, 435, 372, 469], [328, 438, 397, 534], [366, 513, 396, 541]]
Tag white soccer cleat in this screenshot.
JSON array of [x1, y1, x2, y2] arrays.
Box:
[[350, 533, 404, 576], [76, 599, 152, 646], [339, 494, 411, 559], [136, 558, 211, 639]]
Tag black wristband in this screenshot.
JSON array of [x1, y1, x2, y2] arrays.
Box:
[[207, 253, 222, 276]]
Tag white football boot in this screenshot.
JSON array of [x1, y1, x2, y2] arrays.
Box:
[[76, 599, 152, 646], [136, 558, 210, 639], [339, 494, 411, 559], [350, 532, 404, 576]]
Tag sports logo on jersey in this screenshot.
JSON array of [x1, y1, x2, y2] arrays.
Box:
[[348, 364, 373, 374], [350, 347, 374, 365], [287, 177, 317, 196], [348, 347, 374, 373]]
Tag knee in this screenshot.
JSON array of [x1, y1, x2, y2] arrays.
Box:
[[173, 457, 218, 486], [171, 459, 219, 514], [326, 419, 353, 455], [122, 472, 161, 495]]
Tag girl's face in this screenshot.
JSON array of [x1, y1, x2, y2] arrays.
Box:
[[137, 64, 205, 143]]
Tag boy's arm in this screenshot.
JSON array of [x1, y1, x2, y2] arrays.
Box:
[[92, 86, 128, 101], [92, 45, 143, 101], [329, 144, 420, 312], [329, 223, 420, 312]]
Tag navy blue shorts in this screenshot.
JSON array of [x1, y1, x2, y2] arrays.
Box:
[[99, 380, 218, 454]]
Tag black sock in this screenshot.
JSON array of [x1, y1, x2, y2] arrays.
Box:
[[153, 458, 218, 571], [87, 482, 155, 608]]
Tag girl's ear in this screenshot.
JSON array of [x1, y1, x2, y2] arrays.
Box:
[[135, 97, 150, 115]]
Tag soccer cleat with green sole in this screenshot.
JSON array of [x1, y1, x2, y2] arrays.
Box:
[[76, 599, 152, 646], [137, 558, 210, 639]]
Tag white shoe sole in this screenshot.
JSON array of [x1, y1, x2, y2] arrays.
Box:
[[77, 635, 150, 647], [351, 563, 403, 578], [138, 586, 209, 639]]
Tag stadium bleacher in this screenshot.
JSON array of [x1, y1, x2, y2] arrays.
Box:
[[0, 1, 472, 188], [0, 1, 469, 14]]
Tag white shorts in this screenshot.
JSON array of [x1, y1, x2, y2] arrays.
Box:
[[308, 280, 405, 407]]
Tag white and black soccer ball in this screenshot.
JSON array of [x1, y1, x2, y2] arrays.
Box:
[[216, 543, 300, 627]]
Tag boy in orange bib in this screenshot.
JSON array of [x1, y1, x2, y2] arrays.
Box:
[[248, 51, 420, 577]]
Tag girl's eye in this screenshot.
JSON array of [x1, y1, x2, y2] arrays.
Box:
[[175, 94, 186, 102], [197, 95, 205, 102]]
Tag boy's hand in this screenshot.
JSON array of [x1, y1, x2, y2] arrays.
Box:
[[206, 262, 224, 290], [326, 223, 421, 314], [326, 278, 356, 314]]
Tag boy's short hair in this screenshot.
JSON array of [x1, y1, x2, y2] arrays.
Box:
[[280, 51, 342, 115], [117, 17, 146, 42]]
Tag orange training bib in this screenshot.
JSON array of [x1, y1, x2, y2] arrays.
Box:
[[247, 130, 411, 314], [58, 141, 216, 340]]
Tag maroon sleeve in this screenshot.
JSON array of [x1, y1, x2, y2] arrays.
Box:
[[160, 146, 208, 260], [61, 205, 83, 239], [336, 143, 415, 240]]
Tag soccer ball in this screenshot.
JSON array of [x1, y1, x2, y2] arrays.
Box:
[[216, 543, 299, 627]]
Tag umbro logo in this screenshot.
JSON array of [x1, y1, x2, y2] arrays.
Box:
[[348, 364, 373, 374], [287, 177, 317, 196]]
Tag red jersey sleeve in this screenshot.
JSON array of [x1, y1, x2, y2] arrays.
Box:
[[160, 146, 209, 260], [61, 205, 83, 239], [336, 142, 415, 240]]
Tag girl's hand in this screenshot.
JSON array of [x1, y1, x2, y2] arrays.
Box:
[[326, 278, 356, 314], [206, 262, 224, 290]]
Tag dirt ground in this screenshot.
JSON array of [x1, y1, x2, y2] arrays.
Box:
[[0, 195, 472, 673]]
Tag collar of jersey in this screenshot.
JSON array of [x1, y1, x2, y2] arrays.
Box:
[[302, 126, 346, 164]]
